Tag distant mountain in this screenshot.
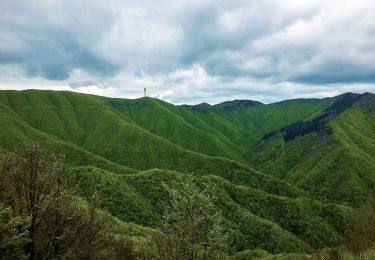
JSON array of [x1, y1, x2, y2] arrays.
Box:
[[0, 89, 374, 256], [214, 99, 263, 110], [263, 92, 366, 141]]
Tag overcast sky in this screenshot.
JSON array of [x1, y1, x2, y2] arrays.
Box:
[[1, 0, 375, 104]]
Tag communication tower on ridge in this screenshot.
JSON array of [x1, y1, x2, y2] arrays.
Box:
[[144, 88, 147, 97]]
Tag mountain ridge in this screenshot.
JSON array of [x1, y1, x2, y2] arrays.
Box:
[[0, 89, 374, 256], [2, 88, 373, 106]]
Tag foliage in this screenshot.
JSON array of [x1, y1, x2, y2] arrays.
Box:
[[0, 204, 30, 259], [0, 141, 137, 259], [150, 176, 228, 259]]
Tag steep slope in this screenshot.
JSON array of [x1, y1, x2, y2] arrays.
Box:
[[251, 93, 375, 206], [0, 90, 304, 198], [179, 98, 333, 159], [0, 90, 238, 169], [218, 98, 333, 142], [0, 96, 136, 174], [109, 97, 243, 161], [0, 89, 331, 167]]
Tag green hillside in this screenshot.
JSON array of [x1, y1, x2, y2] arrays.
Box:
[[72, 166, 357, 254], [251, 93, 375, 207], [0, 90, 243, 172], [0, 90, 310, 199], [1, 89, 374, 258]]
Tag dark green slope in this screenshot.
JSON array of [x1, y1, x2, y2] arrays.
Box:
[[72, 166, 357, 254], [214, 99, 263, 111], [251, 93, 375, 206]]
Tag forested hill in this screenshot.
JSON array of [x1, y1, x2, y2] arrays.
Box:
[[0, 89, 334, 164], [0, 89, 374, 258]]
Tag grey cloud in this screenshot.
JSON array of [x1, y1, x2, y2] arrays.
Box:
[[0, 0, 119, 80], [0, 0, 375, 103]]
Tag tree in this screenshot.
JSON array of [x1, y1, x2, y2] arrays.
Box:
[[152, 176, 228, 260], [0, 141, 69, 259], [0, 141, 118, 259], [0, 204, 30, 259]]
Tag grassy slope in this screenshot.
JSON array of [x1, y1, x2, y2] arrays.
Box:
[[179, 98, 333, 163], [0, 90, 333, 167], [111, 97, 244, 161], [0, 90, 305, 198], [250, 93, 375, 207], [215, 98, 332, 140], [0, 90, 241, 170], [0, 96, 135, 174]]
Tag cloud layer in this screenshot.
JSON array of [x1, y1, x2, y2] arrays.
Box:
[[1, 0, 375, 103]]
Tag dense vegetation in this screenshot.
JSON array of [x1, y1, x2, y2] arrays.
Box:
[[0, 90, 374, 259]]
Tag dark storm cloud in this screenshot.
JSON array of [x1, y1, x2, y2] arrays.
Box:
[[300, 64, 372, 87]]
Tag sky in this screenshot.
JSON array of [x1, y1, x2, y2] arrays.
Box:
[[0, 0, 375, 104]]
